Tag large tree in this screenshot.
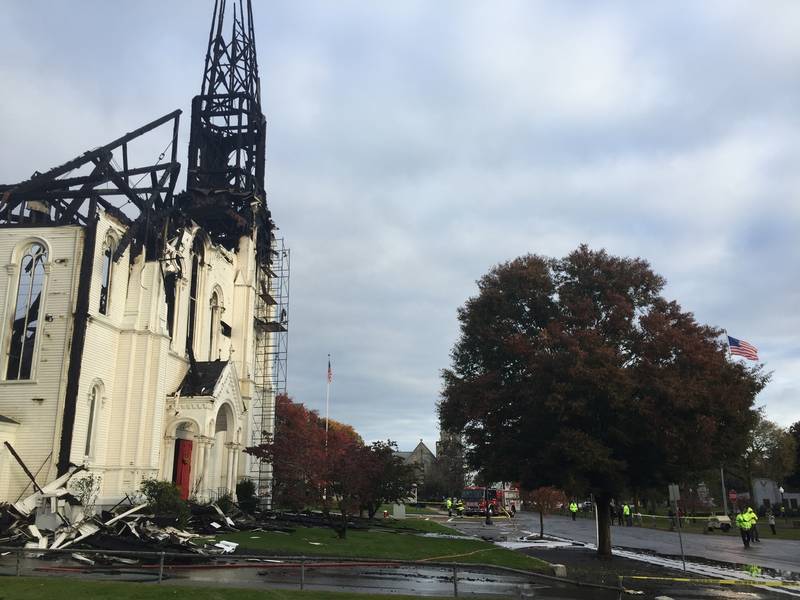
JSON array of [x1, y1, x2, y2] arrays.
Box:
[[735, 414, 797, 486], [439, 246, 767, 556], [785, 421, 800, 489]]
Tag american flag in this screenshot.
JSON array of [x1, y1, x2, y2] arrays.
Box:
[[727, 336, 759, 361], [327, 357, 333, 383]]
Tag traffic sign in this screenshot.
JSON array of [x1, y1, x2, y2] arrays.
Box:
[[728, 489, 737, 502], [668, 484, 680, 502]]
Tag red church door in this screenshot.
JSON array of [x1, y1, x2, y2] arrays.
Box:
[[173, 439, 193, 500]]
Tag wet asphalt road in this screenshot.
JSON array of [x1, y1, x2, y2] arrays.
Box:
[[526, 513, 800, 574], [451, 511, 800, 574]]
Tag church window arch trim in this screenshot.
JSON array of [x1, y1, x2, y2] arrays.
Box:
[[98, 233, 117, 315], [84, 381, 103, 458], [5, 241, 49, 381], [208, 288, 224, 360], [185, 234, 206, 357]]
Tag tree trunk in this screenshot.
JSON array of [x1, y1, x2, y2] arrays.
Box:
[[539, 510, 544, 538], [596, 495, 612, 558], [341, 511, 348, 538]]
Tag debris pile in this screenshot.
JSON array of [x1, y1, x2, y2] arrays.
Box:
[[0, 462, 252, 563]]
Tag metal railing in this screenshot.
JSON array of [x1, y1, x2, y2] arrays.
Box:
[[0, 545, 552, 597]]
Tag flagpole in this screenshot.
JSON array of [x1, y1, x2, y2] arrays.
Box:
[[722, 328, 732, 360], [323, 354, 331, 502], [325, 354, 331, 449]]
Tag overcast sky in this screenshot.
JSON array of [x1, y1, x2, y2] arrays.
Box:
[[2, 1, 799, 452]]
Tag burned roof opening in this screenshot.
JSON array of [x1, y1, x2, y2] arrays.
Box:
[[0, 0, 275, 264]]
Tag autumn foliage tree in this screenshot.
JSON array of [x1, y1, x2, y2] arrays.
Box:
[[439, 246, 768, 557], [246, 395, 416, 537], [246, 394, 329, 511]]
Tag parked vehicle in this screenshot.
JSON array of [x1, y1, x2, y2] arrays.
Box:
[[462, 486, 520, 515], [707, 514, 732, 532]]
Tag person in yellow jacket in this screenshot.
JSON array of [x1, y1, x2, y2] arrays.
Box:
[[446, 497, 453, 517], [455, 499, 464, 517], [623, 503, 632, 527], [746, 507, 760, 543], [569, 501, 579, 520], [736, 511, 752, 548]]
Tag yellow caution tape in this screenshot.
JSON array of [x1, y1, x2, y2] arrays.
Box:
[[636, 513, 723, 521]]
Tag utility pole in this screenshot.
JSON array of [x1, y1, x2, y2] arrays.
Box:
[[720, 466, 729, 516]]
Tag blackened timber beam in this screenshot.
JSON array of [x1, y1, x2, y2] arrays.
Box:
[[11, 187, 168, 201], [4, 110, 181, 198], [51, 162, 107, 226], [57, 195, 99, 476], [3, 441, 43, 493], [93, 157, 150, 212], [26, 163, 175, 190]]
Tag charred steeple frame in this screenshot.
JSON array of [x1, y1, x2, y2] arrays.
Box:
[[183, 0, 272, 255]]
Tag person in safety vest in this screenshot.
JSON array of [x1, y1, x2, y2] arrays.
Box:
[[446, 497, 453, 517], [746, 507, 760, 542], [736, 510, 752, 548], [456, 499, 464, 517], [623, 503, 632, 526], [569, 501, 578, 521]]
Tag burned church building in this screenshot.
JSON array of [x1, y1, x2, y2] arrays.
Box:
[[0, 0, 288, 507]]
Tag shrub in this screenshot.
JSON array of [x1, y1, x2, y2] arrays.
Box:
[[69, 472, 102, 515], [139, 479, 189, 528], [236, 478, 259, 514], [216, 493, 234, 513]]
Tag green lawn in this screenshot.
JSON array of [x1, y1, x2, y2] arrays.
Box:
[[370, 516, 466, 535], [0, 578, 456, 600], [217, 520, 547, 572]]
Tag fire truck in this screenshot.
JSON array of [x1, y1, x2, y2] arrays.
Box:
[[461, 486, 520, 515]]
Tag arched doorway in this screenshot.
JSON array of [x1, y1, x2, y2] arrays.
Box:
[[209, 403, 235, 498]]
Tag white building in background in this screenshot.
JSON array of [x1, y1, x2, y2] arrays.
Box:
[[0, 1, 286, 507]]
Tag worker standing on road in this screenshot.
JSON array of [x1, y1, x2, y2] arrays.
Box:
[[456, 499, 464, 517], [746, 507, 760, 542], [569, 501, 578, 521], [446, 497, 453, 517], [736, 511, 752, 548], [623, 503, 632, 526], [768, 511, 776, 535]]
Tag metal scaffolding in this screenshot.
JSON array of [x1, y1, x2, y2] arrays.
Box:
[[251, 237, 290, 506]]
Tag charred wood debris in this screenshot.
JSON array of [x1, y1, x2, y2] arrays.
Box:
[[0, 447, 373, 567]]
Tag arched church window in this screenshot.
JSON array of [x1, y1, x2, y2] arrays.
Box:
[[6, 242, 47, 380], [99, 234, 116, 315], [85, 385, 100, 457], [185, 237, 204, 356], [209, 291, 221, 360], [164, 272, 177, 340]]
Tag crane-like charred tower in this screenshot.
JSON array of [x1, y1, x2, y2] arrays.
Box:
[[183, 0, 271, 252]]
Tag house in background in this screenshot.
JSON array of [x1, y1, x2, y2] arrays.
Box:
[[752, 478, 800, 512], [395, 440, 437, 491], [0, 1, 287, 508]]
